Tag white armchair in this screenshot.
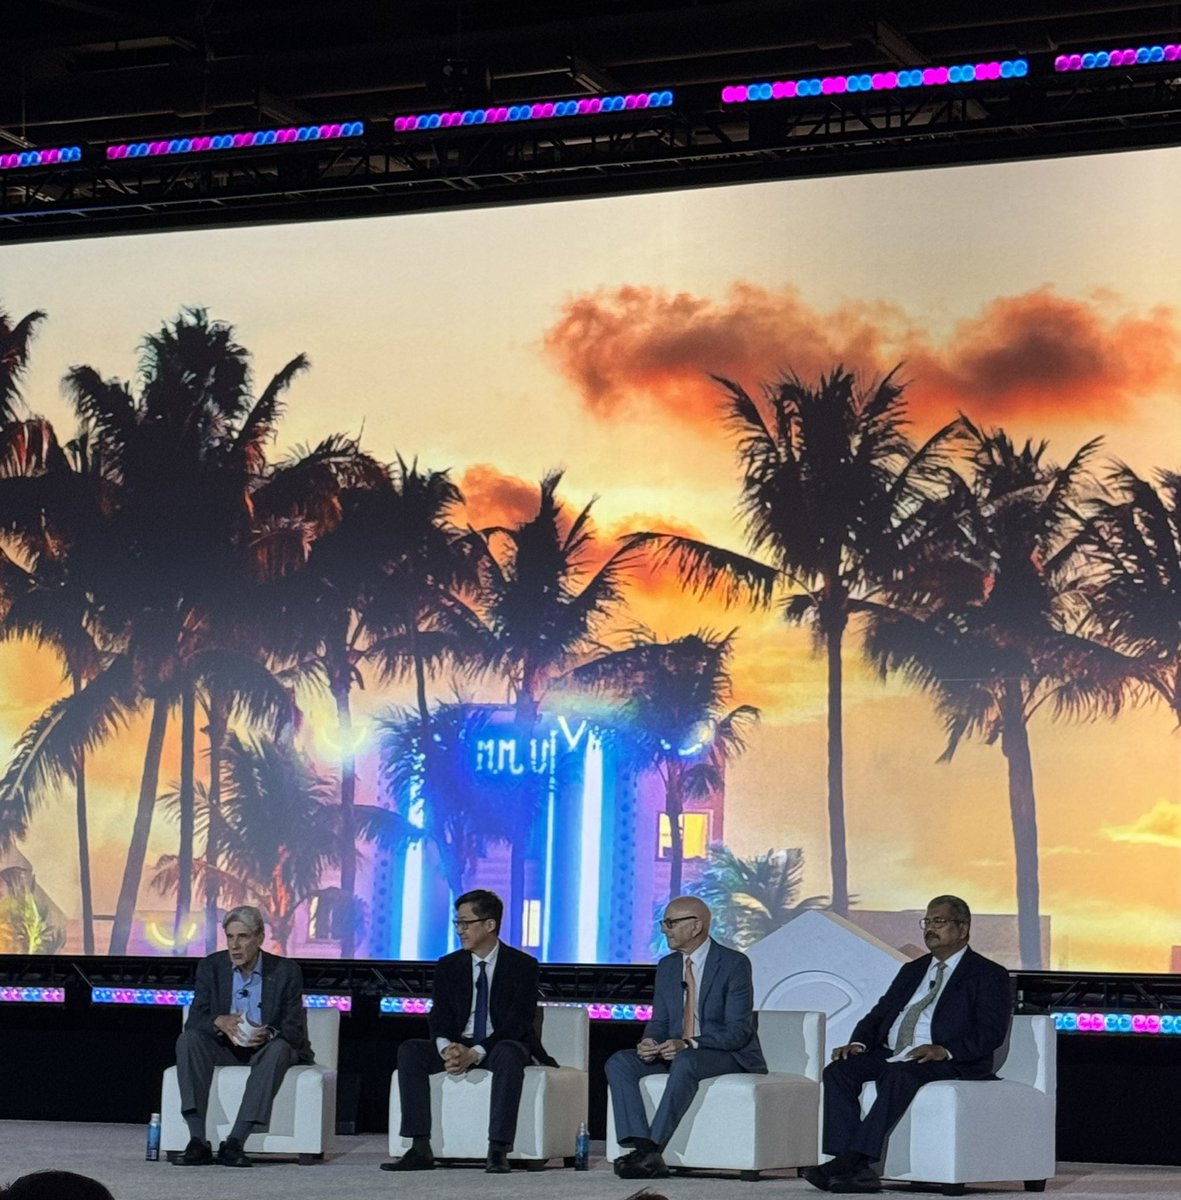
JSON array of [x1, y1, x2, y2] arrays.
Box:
[[161, 1006, 339, 1165], [861, 1013, 1057, 1195], [388, 1004, 588, 1167], [606, 1009, 826, 1180]]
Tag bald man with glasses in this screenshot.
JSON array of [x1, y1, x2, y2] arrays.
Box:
[[802, 895, 1012, 1194], [606, 896, 766, 1181]]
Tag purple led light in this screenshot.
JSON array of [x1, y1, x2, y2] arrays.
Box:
[[1054, 1009, 1181, 1035], [106, 121, 363, 161], [394, 90, 674, 134], [91, 987, 196, 1006], [1055, 44, 1180, 71], [0, 146, 82, 170], [303, 993, 352, 1012], [722, 58, 1028, 105], [0, 986, 66, 1003]]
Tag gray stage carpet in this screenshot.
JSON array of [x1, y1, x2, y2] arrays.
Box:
[[0, 1123, 1176, 1199]]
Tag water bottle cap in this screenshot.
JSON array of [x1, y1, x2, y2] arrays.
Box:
[[150, 1112, 160, 1121]]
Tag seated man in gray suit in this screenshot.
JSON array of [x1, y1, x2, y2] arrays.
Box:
[[606, 895, 766, 1180], [173, 905, 312, 1168]]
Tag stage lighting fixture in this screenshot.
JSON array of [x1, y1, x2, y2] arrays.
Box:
[[393, 90, 674, 134], [721, 58, 1028, 105], [379, 996, 654, 1021], [1053, 1009, 1181, 1035], [1055, 44, 1180, 71], [0, 986, 66, 1004], [303, 992, 352, 1012], [0, 147, 82, 170], [91, 987, 195, 1006], [106, 122, 364, 161]]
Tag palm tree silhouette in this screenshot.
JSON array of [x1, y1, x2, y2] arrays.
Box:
[[0, 306, 45, 425], [151, 732, 340, 955], [627, 367, 958, 916], [1078, 464, 1181, 721], [567, 628, 759, 899], [471, 470, 634, 942], [864, 422, 1126, 969], [686, 845, 826, 948]]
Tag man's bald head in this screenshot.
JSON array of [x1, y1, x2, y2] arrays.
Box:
[[662, 895, 711, 952]]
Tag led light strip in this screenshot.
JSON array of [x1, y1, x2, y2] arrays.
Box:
[[380, 995, 653, 1021], [394, 91, 674, 133], [0, 986, 66, 1003], [106, 122, 364, 161], [1054, 1010, 1181, 1035], [723, 58, 1028, 104], [1055, 44, 1180, 71], [0, 147, 82, 170], [90, 987, 350, 1009]]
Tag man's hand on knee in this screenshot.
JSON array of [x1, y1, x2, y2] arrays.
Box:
[[830, 1043, 866, 1061], [905, 1044, 949, 1063], [636, 1037, 660, 1062], [656, 1039, 689, 1061]]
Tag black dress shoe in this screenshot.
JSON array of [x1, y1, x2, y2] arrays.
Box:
[[613, 1147, 646, 1176], [175, 1136, 213, 1166], [379, 1145, 436, 1171], [829, 1165, 882, 1194], [615, 1149, 670, 1180], [215, 1137, 253, 1167], [486, 1146, 512, 1173], [801, 1164, 837, 1191]]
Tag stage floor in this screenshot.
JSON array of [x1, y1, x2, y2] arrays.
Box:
[[0, 1123, 1176, 1199]]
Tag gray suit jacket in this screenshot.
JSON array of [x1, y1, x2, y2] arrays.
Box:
[[644, 938, 766, 1072], [185, 949, 313, 1062]]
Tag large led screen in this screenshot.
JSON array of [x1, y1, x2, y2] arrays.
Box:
[[1, 146, 1179, 971]]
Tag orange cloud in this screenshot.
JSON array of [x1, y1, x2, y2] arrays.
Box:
[[542, 283, 1181, 433], [457, 463, 544, 529], [1103, 799, 1181, 848]]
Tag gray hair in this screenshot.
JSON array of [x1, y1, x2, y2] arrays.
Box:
[[928, 895, 971, 926], [222, 905, 265, 936]]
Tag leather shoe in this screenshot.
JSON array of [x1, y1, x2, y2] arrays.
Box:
[[175, 1136, 213, 1166], [801, 1164, 837, 1191], [485, 1146, 511, 1173], [615, 1149, 669, 1180], [215, 1137, 253, 1168], [829, 1165, 882, 1193], [379, 1145, 436, 1171]]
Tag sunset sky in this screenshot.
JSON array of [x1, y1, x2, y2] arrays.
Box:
[[2, 144, 1179, 970]]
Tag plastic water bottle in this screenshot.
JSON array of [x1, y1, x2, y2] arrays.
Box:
[[145, 1112, 161, 1162], [574, 1120, 589, 1171]]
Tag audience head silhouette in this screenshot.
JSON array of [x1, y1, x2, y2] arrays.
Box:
[[0, 1170, 115, 1199]]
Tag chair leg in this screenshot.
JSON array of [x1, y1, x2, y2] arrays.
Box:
[[739, 1169, 761, 1181], [297, 1153, 322, 1165], [1024, 1182, 1047, 1193], [940, 1186, 966, 1197]]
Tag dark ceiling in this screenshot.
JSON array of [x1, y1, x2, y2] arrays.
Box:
[[2, 0, 1180, 239]]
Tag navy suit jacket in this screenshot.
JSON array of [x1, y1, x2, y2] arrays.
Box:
[[850, 946, 1012, 1078], [185, 949, 313, 1062], [644, 938, 766, 1072], [429, 941, 555, 1065]]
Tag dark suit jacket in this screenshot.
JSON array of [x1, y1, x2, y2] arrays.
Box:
[[429, 941, 555, 1065], [644, 938, 766, 1072], [850, 946, 1012, 1078], [185, 949, 313, 1062]]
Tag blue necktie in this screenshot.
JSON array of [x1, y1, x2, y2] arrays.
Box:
[[473, 960, 489, 1044]]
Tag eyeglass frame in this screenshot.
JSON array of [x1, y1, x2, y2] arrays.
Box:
[[660, 914, 700, 930], [453, 916, 495, 930], [918, 917, 965, 929]]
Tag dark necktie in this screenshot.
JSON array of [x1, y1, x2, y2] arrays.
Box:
[[473, 960, 489, 1044]]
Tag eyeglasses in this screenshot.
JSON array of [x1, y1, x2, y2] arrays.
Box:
[[454, 917, 493, 930], [660, 915, 698, 930], [919, 917, 963, 929]]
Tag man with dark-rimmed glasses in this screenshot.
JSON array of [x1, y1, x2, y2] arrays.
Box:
[[606, 895, 766, 1181], [381, 889, 554, 1175], [802, 895, 1012, 1194]]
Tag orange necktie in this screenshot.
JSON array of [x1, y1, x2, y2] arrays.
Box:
[[683, 957, 697, 1040]]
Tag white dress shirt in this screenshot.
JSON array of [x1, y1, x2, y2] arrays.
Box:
[[886, 945, 967, 1058], [682, 938, 711, 1045], [437, 942, 500, 1063]]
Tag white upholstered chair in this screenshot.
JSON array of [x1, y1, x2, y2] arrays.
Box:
[[863, 1013, 1057, 1195], [606, 1009, 826, 1180], [160, 1005, 339, 1164], [388, 1003, 589, 1167]]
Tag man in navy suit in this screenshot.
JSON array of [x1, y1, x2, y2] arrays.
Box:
[[606, 895, 767, 1181], [803, 895, 1013, 1194], [381, 889, 553, 1175], [174, 905, 312, 1168]]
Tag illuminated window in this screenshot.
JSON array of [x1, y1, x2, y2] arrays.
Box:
[[306, 894, 337, 941], [522, 899, 542, 948], [657, 813, 710, 861]]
